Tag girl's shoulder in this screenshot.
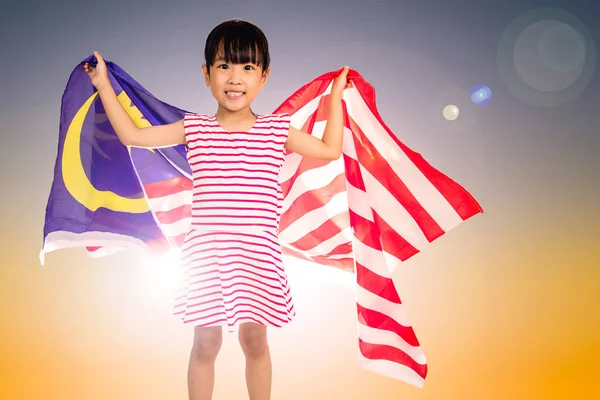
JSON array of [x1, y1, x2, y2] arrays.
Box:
[[184, 112, 212, 120], [258, 112, 291, 121], [183, 113, 216, 126]]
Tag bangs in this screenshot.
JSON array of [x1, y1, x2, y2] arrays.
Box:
[[216, 36, 262, 66], [204, 20, 270, 70]]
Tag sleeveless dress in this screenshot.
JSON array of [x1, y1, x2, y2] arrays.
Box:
[[173, 113, 296, 331]]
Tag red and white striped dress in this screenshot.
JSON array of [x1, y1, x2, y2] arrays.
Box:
[[173, 113, 295, 331]]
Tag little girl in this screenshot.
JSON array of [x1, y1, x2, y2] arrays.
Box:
[[84, 19, 350, 400]]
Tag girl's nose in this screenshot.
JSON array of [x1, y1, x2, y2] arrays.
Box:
[[227, 66, 243, 84]]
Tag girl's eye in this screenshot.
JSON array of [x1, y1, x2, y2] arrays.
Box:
[[244, 65, 254, 70], [218, 64, 228, 69]]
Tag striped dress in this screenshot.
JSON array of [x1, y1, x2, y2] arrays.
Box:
[[173, 113, 295, 331]]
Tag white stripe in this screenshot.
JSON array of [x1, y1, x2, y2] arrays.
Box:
[[280, 98, 332, 182], [158, 218, 190, 238], [40, 231, 149, 265], [318, 252, 351, 260], [342, 116, 408, 274], [280, 118, 347, 187], [188, 145, 284, 158], [342, 129, 375, 223], [289, 83, 332, 131], [299, 226, 353, 255], [352, 238, 405, 278], [358, 323, 426, 364], [187, 134, 287, 146], [147, 188, 191, 212], [192, 192, 278, 203], [282, 244, 351, 260], [280, 226, 351, 257], [360, 165, 430, 250], [279, 152, 303, 184], [342, 123, 358, 159], [357, 352, 425, 388], [279, 191, 349, 243], [345, 182, 373, 223], [357, 240, 406, 276], [281, 158, 345, 213], [344, 87, 462, 231], [356, 285, 410, 327], [340, 89, 431, 250]]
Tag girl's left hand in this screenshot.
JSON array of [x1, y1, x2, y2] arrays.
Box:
[[331, 66, 352, 96]]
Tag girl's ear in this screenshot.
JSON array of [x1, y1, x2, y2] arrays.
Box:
[[201, 64, 210, 87], [260, 67, 270, 88]]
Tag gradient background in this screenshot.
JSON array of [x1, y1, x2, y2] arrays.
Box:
[[1, 0, 599, 399]]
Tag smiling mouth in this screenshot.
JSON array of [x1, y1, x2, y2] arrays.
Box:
[[225, 91, 245, 98]]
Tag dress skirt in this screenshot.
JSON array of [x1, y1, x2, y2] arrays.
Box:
[[173, 228, 295, 331]]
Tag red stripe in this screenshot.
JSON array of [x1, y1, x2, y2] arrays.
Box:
[[279, 174, 347, 231], [348, 210, 380, 251], [183, 296, 290, 324], [194, 190, 279, 201], [350, 77, 483, 221], [280, 156, 333, 196], [183, 245, 281, 266], [184, 259, 285, 283], [182, 235, 281, 256], [143, 175, 191, 199], [359, 339, 428, 379], [343, 154, 366, 192], [154, 204, 190, 224], [355, 262, 401, 304], [192, 193, 278, 206], [348, 116, 445, 242], [193, 205, 275, 213], [193, 174, 279, 184], [185, 114, 289, 123], [372, 209, 420, 262], [280, 244, 355, 271], [273, 78, 332, 117], [188, 136, 286, 146], [190, 152, 284, 163], [186, 124, 289, 134], [320, 241, 353, 257], [185, 143, 283, 153], [192, 167, 279, 176], [357, 305, 420, 347], [286, 211, 349, 251], [169, 232, 186, 247], [219, 272, 285, 291], [279, 104, 343, 192], [346, 134, 423, 261]]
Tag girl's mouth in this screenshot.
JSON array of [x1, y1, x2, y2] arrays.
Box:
[[225, 91, 245, 99]]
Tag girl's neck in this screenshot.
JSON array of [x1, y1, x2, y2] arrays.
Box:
[[216, 106, 256, 121], [215, 106, 257, 132]]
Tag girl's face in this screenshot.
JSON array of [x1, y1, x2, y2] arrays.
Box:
[[202, 58, 270, 114]]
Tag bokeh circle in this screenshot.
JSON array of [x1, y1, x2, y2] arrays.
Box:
[[498, 7, 596, 107]]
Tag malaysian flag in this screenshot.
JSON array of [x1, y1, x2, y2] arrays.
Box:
[[42, 55, 483, 388]]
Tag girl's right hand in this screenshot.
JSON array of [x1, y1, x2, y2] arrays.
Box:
[[83, 51, 110, 90]]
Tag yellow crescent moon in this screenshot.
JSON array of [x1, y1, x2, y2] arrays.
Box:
[[61, 90, 154, 213]]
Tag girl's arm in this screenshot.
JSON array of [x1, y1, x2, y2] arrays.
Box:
[[84, 51, 185, 148], [285, 66, 350, 161], [96, 81, 185, 148]]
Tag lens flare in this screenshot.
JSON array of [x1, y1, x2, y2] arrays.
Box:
[[497, 7, 596, 107], [443, 104, 460, 121], [471, 85, 492, 106]]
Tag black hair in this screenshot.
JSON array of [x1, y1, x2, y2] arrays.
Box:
[[204, 19, 270, 74]]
